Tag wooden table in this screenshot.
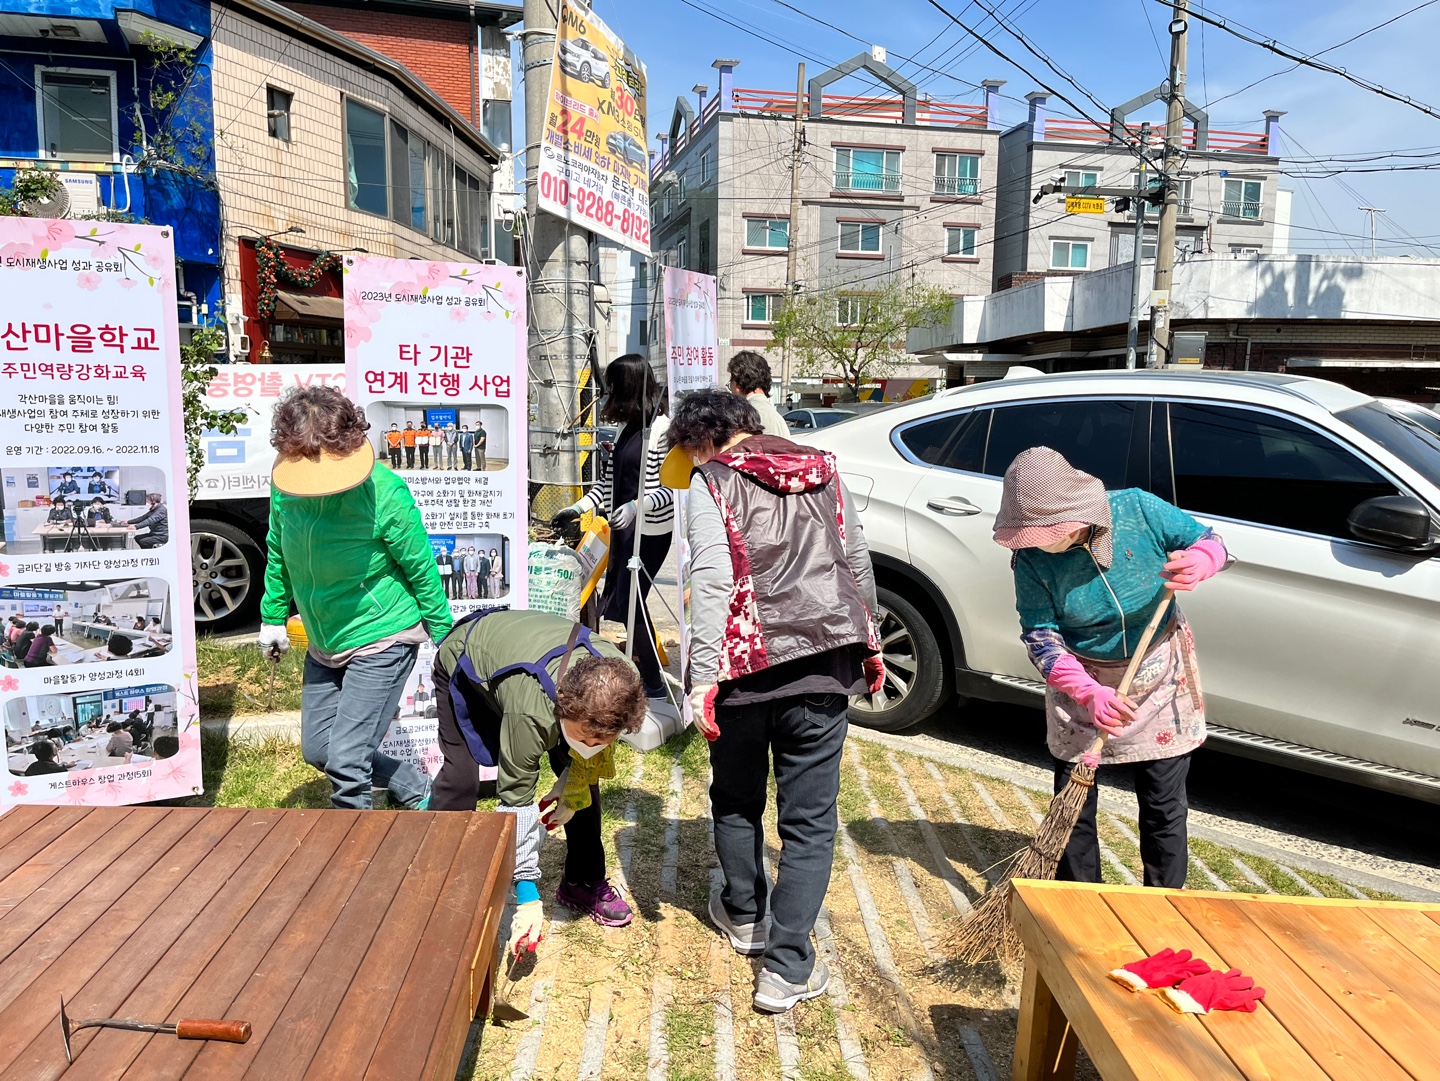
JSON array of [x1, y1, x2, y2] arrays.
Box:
[[1010, 879, 1440, 1081], [0, 805, 513, 1080], [32, 523, 134, 552]]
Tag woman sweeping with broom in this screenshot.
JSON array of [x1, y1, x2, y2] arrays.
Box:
[[994, 447, 1230, 889]]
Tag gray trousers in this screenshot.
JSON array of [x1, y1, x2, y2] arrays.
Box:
[[708, 692, 848, 983]]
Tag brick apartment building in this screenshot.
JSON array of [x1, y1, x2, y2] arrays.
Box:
[[993, 87, 1288, 289], [649, 53, 1005, 366], [210, 0, 519, 363]]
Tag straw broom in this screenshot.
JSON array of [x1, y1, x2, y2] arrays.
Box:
[[945, 593, 1174, 965]]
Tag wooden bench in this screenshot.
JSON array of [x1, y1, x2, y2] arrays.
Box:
[[0, 805, 513, 1079], [1010, 879, 1440, 1080]]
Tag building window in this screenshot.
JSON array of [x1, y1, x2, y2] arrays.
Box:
[[745, 293, 778, 323], [636, 261, 648, 293], [1230, 245, 1261, 256], [945, 226, 977, 257], [698, 221, 711, 274], [482, 100, 512, 152], [345, 99, 388, 216], [1063, 169, 1099, 190], [663, 190, 673, 218], [835, 147, 901, 192], [1050, 239, 1090, 269], [1130, 173, 1191, 214], [701, 149, 713, 184], [934, 153, 980, 196], [676, 235, 687, 269], [38, 69, 116, 161], [1223, 178, 1263, 220], [746, 217, 789, 250], [838, 221, 882, 254], [677, 174, 686, 201], [266, 86, 292, 142], [837, 295, 874, 326]]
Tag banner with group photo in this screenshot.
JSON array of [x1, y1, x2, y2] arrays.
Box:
[[537, 0, 650, 254], [0, 218, 200, 810], [661, 266, 720, 726], [344, 256, 529, 782]]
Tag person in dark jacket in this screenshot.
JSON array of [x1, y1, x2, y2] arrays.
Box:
[[673, 388, 881, 1015], [47, 498, 73, 525], [24, 740, 67, 776], [458, 425, 475, 471], [127, 493, 168, 549], [14, 622, 39, 664], [24, 624, 57, 667]]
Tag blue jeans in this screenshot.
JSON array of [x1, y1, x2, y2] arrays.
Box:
[[301, 643, 427, 810]]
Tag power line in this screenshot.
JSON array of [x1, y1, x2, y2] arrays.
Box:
[[1170, 0, 1440, 122]]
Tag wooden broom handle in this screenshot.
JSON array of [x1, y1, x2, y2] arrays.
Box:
[[175, 1020, 252, 1043], [1081, 593, 1175, 759]]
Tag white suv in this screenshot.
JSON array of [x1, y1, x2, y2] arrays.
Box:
[[808, 369, 1440, 802]]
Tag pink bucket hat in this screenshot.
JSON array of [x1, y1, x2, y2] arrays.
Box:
[[992, 447, 1115, 567]]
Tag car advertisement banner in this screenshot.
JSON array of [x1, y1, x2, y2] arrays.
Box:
[[660, 266, 719, 730], [537, 0, 650, 254], [0, 218, 202, 810], [198, 364, 347, 500], [344, 255, 529, 783]]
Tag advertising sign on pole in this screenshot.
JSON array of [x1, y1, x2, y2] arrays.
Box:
[[0, 219, 201, 809], [537, 0, 651, 254], [198, 364, 346, 500], [344, 256, 529, 782], [660, 266, 720, 728]]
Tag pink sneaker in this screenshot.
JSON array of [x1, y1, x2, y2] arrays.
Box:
[[555, 879, 633, 927]]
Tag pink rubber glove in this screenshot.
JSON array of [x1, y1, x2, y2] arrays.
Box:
[[1047, 654, 1137, 741], [1163, 537, 1227, 592]]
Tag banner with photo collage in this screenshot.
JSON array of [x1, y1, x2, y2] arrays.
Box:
[[0, 219, 200, 809], [662, 267, 719, 728], [345, 256, 528, 784]]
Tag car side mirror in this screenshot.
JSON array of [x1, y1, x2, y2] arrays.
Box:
[[1347, 495, 1440, 552]]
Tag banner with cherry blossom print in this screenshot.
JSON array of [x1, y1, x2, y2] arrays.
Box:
[[0, 218, 201, 811], [661, 266, 719, 732], [344, 255, 529, 783]]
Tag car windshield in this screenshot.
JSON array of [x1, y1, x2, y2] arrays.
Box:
[[1337, 401, 1440, 484]]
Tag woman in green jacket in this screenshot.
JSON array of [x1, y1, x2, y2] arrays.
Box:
[[257, 386, 454, 810]]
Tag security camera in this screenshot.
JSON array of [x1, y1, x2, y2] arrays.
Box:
[[1049, 172, 1066, 185]]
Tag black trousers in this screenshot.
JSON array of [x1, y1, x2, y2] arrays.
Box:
[[405, 447, 415, 469], [429, 660, 605, 887], [710, 692, 848, 983], [388, 447, 402, 469], [1051, 752, 1192, 888], [419, 445, 430, 468]]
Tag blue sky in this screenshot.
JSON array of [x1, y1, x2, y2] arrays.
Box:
[[524, 0, 1440, 256]]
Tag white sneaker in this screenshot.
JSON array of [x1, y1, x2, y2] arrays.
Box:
[[754, 962, 830, 1013], [708, 891, 765, 955]]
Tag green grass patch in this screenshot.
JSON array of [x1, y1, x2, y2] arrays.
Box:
[[195, 730, 328, 809], [664, 1002, 715, 1081], [196, 638, 306, 719]]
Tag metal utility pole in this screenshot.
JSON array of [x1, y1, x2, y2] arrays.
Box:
[[1150, 0, 1189, 369], [781, 62, 805, 405], [522, 0, 593, 487], [1359, 206, 1384, 256], [1125, 122, 1152, 370]]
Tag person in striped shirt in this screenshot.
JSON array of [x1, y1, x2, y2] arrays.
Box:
[[553, 354, 677, 723]]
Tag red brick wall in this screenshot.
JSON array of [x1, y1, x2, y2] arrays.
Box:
[[285, 3, 477, 122]]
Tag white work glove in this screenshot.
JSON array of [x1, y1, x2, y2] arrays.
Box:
[[608, 500, 638, 531], [539, 767, 573, 832], [690, 684, 719, 742], [508, 898, 545, 959], [258, 624, 290, 658]]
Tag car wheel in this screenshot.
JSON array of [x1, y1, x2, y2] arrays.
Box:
[[580, 62, 592, 82], [849, 586, 949, 733], [191, 519, 264, 633]]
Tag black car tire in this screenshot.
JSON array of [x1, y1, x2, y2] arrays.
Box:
[[191, 519, 265, 632], [848, 585, 950, 733], [580, 62, 592, 82]]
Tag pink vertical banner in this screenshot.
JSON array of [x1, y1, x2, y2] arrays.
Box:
[[0, 218, 201, 809], [343, 256, 529, 782]]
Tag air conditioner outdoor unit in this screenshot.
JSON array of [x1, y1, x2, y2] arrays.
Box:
[[59, 174, 99, 216]]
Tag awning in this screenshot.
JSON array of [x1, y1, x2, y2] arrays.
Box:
[[273, 290, 343, 321]]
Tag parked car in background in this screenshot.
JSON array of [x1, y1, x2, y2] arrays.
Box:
[[809, 368, 1440, 802], [785, 408, 855, 430]]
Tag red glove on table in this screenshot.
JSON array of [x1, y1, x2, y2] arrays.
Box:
[[863, 655, 886, 695], [1108, 948, 1212, 992], [1163, 967, 1266, 1014]]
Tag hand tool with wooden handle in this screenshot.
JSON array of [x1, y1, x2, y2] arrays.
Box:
[[60, 998, 252, 1063]]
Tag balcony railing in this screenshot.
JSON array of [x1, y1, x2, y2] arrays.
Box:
[[730, 89, 989, 129], [836, 170, 901, 193], [934, 175, 980, 196], [1042, 119, 1271, 155], [1222, 200, 1262, 220]]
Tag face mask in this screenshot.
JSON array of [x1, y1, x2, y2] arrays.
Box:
[[562, 721, 606, 759], [1038, 528, 1087, 554]]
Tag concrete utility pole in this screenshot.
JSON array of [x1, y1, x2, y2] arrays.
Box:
[[782, 62, 805, 404], [1150, 0, 1189, 369], [522, 0, 593, 487], [1125, 122, 1152, 370], [1360, 206, 1384, 257]]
